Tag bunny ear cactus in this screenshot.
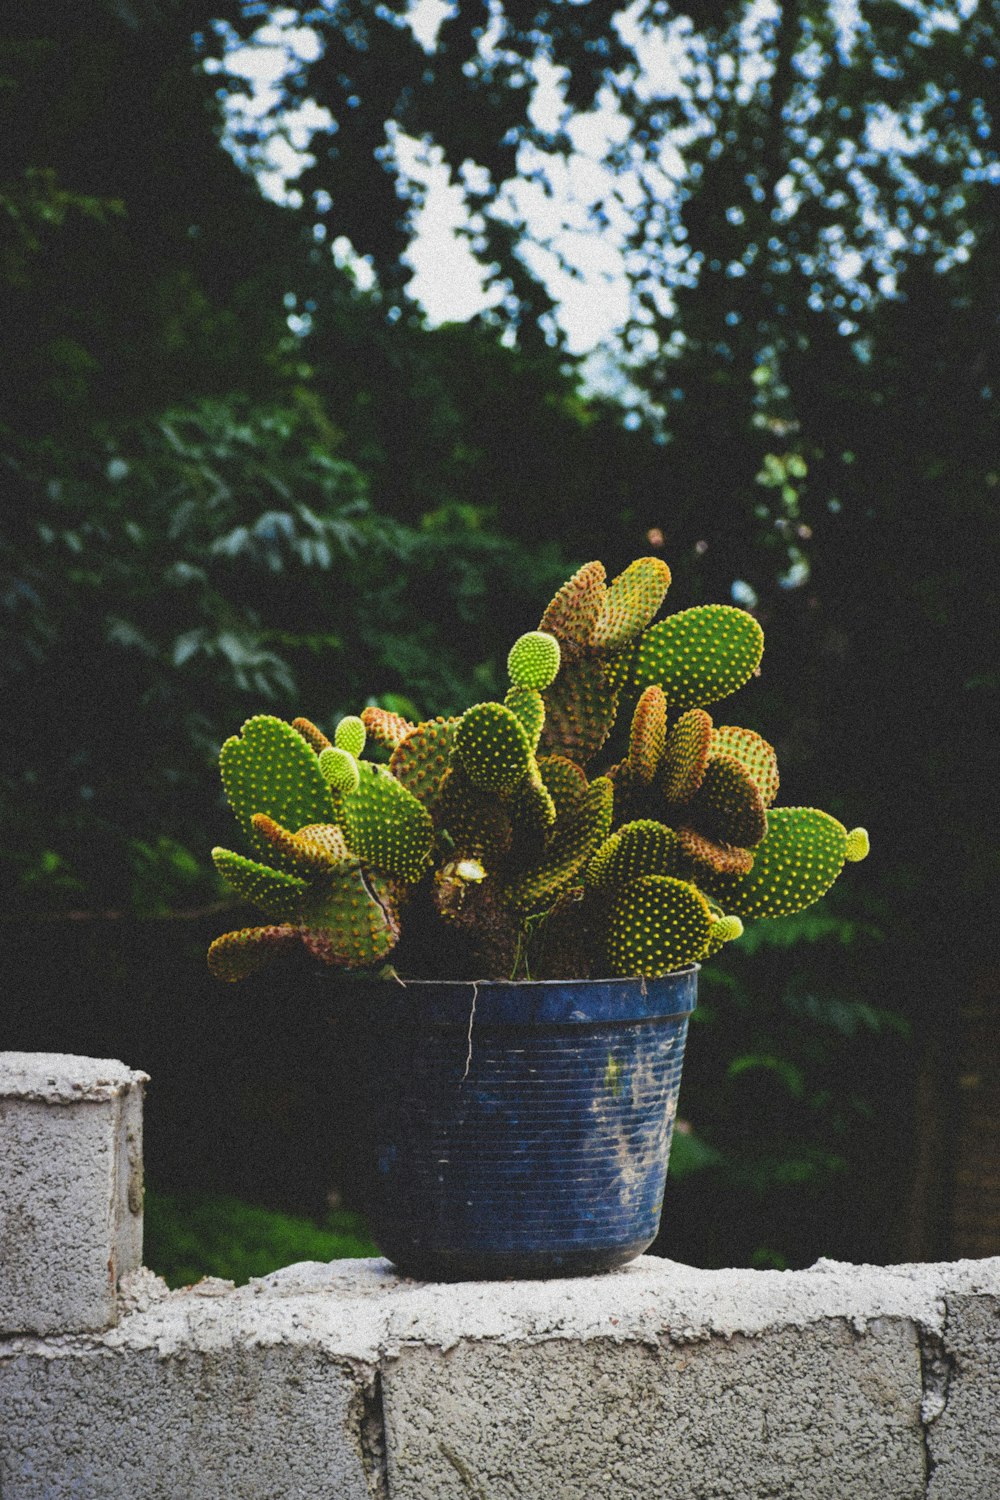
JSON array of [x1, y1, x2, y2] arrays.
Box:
[[207, 553, 868, 983]]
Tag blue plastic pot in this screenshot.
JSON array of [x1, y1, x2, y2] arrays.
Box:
[[353, 968, 697, 1280]]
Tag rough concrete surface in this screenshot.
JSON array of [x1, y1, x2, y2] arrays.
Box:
[[0, 1053, 148, 1337], [6, 1256, 998, 1499]]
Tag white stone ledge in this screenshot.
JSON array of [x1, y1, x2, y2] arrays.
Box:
[[2, 1254, 998, 1499]]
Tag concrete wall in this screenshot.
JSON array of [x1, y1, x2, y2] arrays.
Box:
[[2, 1053, 999, 1500]]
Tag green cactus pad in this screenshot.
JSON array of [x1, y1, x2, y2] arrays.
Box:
[[537, 755, 589, 821], [704, 913, 744, 957], [508, 631, 561, 691], [504, 686, 546, 751], [512, 767, 558, 840], [318, 746, 361, 795], [593, 557, 672, 650], [389, 716, 458, 808], [677, 825, 755, 877], [687, 753, 767, 849], [712, 725, 779, 807], [339, 762, 433, 882], [540, 656, 619, 767], [453, 702, 533, 794], [292, 717, 332, 754], [436, 767, 513, 860], [539, 559, 606, 651], [505, 776, 614, 915], [220, 716, 337, 870], [628, 686, 667, 784], [701, 807, 850, 919], [212, 848, 308, 921], [661, 708, 713, 804], [600, 820, 681, 888], [631, 606, 765, 711], [251, 814, 347, 875], [208, 924, 302, 983], [334, 715, 367, 757], [360, 705, 416, 752], [605, 875, 712, 978], [299, 857, 400, 968], [846, 827, 870, 861]]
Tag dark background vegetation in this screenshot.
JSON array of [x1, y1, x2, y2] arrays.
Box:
[[2, 0, 997, 1280]]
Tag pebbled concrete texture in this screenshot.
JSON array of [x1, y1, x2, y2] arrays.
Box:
[[0, 1053, 147, 1337]]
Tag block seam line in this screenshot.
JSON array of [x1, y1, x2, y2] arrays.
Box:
[[918, 1312, 956, 1496]]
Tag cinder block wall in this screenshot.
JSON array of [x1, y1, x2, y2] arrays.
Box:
[[2, 1052, 998, 1500]]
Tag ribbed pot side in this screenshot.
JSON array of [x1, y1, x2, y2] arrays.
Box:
[[351, 969, 697, 1281]]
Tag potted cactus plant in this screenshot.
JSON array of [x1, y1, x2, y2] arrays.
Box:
[[208, 557, 868, 1279]]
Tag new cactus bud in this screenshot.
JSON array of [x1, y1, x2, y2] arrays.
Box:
[[508, 630, 561, 691], [846, 827, 870, 862], [334, 715, 367, 757], [704, 913, 744, 957], [319, 745, 361, 795]]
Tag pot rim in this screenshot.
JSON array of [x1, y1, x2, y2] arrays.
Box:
[[379, 965, 701, 988]]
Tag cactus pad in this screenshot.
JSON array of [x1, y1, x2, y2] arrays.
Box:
[[677, 825, 755, 877], [220, 716, 337, 869], [511, 767, 558, 839], [389, 716, 458, 807], [508, 631, 561, 690], [339, 763, 433, 881], [251, 814, 346, 874], [504, 687, 546, 751], [318, 746, 361, 795], [537, 755, 589, 821], [593, 557, 672, 649], [540, 656, 619, 766], [661, 708, 713, 804], [702, 807, 850, 919], [334, 715, 367, 757], [687, 753, 767, 849], [539, 559, 606, 651], [436, 766, 513, 860], [292, 717, 332, 754], [605, 875, 712, 977], [360, 705, 416, 752], [606, 820, 681, 886], [299, 858, 400, 967], [628, 686, 667, 784], [505, 776, 614, 914], [712, 725, 779, 807], [212, 848, 308, 921], [453, 702, 533, 793], [632, 606, 764, 710], [846, 827, 870, 862], [208, 924, 302, 983]]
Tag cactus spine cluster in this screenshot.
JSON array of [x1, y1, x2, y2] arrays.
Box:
[[208, 557, 868, 982]]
